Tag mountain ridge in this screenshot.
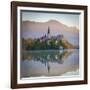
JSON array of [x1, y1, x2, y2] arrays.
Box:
[[22, 20, 79, 34]]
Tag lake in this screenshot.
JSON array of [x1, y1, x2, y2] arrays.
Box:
[[20, 49, 79, 78]]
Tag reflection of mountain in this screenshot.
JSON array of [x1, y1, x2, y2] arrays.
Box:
[[22, 20, 79, 46], [21, 50, 79, 78]]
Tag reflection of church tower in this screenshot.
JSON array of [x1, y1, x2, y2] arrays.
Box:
[[47, 26, 51, 38], [45, 61, 50, 73]]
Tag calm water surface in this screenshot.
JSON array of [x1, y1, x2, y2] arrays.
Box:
[[21, 49, 79, 78]]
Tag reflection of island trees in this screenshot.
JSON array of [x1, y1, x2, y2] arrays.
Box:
[[22, 50, 73, 73], [22, 50, 73, 64]]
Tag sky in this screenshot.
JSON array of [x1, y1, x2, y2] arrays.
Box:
[[22, 10, 80, 29], [21, 11, 79, 46]]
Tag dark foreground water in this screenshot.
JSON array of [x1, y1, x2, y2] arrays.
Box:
[[21, 49, 79, 78]]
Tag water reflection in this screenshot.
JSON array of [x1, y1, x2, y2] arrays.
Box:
[[21, 49, 79, 78]]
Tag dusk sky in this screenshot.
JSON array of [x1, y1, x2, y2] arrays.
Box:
[[22, 11, 80, 29]]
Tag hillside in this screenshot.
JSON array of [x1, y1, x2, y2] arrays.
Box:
[[60, 38, 76, 49]]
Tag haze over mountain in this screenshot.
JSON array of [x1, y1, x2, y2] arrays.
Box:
[[22, 20, 79, 46]]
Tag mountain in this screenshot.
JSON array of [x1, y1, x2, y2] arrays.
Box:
[[22, 20, 79, 47], [22, 20, 79, 34]]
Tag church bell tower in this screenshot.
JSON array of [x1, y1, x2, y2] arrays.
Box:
[[47, 26, 50, 38]]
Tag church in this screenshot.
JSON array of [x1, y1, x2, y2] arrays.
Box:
[[39, 26, 63, 42], [39, 26, 51, 42]]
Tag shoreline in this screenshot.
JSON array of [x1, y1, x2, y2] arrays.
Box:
[[22, 49, 79, 52]]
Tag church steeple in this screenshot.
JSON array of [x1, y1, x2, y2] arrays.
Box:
[[47, 26, 51, 39], [48, 26, 50, 34]]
